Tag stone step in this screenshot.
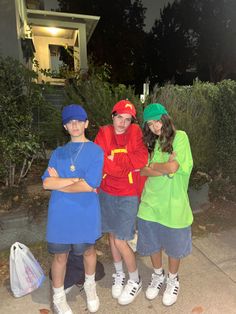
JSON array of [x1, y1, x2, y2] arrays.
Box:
[[42, 85, 68, 110]]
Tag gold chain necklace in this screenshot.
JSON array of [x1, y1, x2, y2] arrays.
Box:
[[69, 142, 85, 172]]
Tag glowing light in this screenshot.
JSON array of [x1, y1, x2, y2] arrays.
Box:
[[48, 27, 60, 35]]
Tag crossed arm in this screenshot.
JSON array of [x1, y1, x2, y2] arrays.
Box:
[[43, 167, 94, 193], [140, 152, 179, 177], [94, 126, 148, 178]]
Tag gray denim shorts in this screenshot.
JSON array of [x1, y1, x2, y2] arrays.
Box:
[[47, 242, 93, 255], [99, 190, 139, 241], [137, 218, 192, 259]]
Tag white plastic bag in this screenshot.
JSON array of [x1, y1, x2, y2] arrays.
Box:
[[9, 242, 45, 297]]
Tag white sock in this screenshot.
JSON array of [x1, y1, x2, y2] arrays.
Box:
[[114, 260, 124, 273], [85, 273, 95, 283], [154, 267, 163, 276], [129, 269, 139, 282], [168, 272, 178, 280], [53, 286, 64, 297]]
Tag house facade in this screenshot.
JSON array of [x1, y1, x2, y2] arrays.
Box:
[[0, 0, 100, 84]]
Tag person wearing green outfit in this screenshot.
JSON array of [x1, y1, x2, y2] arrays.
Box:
[[137, 103, 193, 307]]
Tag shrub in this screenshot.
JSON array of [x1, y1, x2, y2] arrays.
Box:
[[214, 80, 236, 182], [149, 80, 235, 182], [150, 81, 218, 172], [0, 56, 50, 186]]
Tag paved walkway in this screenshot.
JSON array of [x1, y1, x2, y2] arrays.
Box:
[[0, 228, 236, 313]]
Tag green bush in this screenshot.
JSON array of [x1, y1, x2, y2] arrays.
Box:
[[0, 56, 52, 185], [150, 82, 217, 171], [214, 80, 236, 182], [149, 80, 235, 182]]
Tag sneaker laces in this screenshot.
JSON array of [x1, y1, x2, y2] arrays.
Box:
[[112, 273, 125, 286], [149, 273, 164, 288], [165, 276, 178, 295], [124, 279, 139, 294]]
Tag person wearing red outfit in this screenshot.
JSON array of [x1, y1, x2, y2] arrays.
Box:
[[94, 100, 148, 306]]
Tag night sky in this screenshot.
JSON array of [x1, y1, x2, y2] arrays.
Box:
[[48, 0, 174, 32], [142, 0, 174, 31]]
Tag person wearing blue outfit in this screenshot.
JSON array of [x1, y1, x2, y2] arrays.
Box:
[[42, 104, 104, 314]]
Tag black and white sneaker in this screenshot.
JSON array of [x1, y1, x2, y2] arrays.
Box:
[[112, 272, 126, 298], [145, 271, 165, 300], [162, 275, 180, 306], [118, 277, 142, 305]]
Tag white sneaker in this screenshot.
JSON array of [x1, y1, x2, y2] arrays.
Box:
[[84, 280, 100, 313], [118, 278, 142, 305], [162, 275, 180, 306], [112, 272, 126, 298], [145, 271, 165, 300], [53, 292, 73, 314]]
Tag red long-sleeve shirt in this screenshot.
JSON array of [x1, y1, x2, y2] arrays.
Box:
[[94, 124, 148, 196]]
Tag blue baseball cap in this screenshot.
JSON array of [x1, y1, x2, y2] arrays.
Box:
[[62, 104, 88, 125]]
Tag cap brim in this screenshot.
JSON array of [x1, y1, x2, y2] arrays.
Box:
[[63, 115, 87, 124], [113, 109, 136, 118]]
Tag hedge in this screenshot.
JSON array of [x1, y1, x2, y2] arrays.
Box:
[[149, 80, 236, 182]]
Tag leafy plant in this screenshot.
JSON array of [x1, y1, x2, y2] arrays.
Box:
[[149, 79, 235, 182], [0, 56, 48, 186], [214, 80, 236, 182]]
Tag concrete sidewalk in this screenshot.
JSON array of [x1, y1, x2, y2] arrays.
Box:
[[0, 229, 236, 314]]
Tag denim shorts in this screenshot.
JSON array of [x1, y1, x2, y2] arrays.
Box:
[[137, 218, 192, 259], [99, 190, 139, 241], [47, 242, 93, 255]]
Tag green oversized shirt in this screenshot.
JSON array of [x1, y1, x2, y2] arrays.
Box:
[[138, 130, 193, 228]]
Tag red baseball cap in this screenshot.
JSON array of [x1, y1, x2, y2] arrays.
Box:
[[112, 100, 136, 118]]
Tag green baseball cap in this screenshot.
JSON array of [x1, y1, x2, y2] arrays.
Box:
[[143, 103, 168, 124]]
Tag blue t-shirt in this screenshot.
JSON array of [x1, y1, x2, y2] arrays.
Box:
[[42, 141, 104, 244]]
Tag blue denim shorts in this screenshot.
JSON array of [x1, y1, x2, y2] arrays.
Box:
[[99, 190, 139, 241], [137, 218, 192, 259], [47, 242, 93, 255]]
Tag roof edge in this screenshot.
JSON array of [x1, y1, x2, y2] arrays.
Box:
[[27, 9, 100, 22]]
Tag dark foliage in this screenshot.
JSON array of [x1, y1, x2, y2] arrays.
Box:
[[58, 0, 236, 87], [58, 0, 148, 92], [147, 0, 236, 85]]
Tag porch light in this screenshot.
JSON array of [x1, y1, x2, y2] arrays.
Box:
[[48, 27, 60, 35]]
